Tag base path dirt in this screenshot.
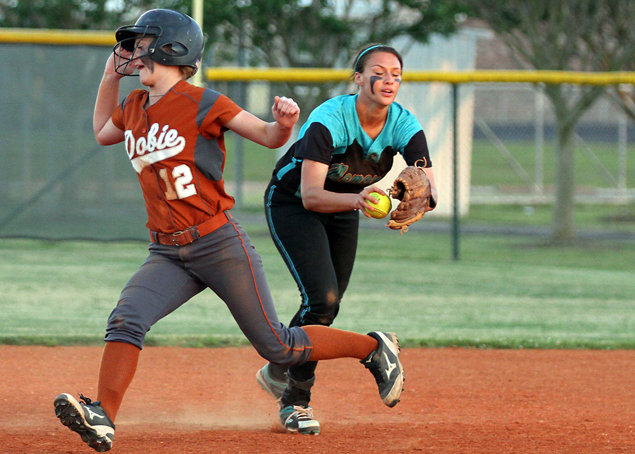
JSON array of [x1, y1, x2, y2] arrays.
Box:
[[1, 346, 633, 453]]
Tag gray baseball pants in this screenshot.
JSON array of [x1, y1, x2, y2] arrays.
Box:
[[104, 217, 313, 366]]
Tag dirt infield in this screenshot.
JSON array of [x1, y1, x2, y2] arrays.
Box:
[[1, 346, 633, 453]]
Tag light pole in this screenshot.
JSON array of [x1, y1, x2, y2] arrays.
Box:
[[233, 0, 251, 210], [192, 0, 204, 87]]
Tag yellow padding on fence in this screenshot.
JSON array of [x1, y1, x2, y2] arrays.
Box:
[[0, 28, 115, 46], [206, 67, 352, 83], [1, 27, 635, 85], [205, 67, 635, 85]]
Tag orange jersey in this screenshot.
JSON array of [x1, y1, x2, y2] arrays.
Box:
[[111, 80, 242, 234]]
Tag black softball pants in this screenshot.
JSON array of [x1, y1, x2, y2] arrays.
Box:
[[265, 184, 359, 385]]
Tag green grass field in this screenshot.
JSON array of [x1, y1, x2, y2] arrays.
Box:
[[2, 132, 635, 349], [2, 215, 634, 349]]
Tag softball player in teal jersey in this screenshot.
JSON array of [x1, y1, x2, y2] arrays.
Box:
[[257, 44, 437, 435]]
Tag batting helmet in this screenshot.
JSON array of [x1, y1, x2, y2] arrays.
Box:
[[113, 9, 204, 75]]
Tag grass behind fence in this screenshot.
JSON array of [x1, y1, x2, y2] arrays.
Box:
[[2, 217, 634, 349], [220, 136, 635, 192], [470, 139, 635, 189]]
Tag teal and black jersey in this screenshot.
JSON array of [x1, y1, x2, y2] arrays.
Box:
[[270, 94, 431, 197]]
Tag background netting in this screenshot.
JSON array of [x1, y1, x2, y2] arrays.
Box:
[[2, 43, 633, 241], [0, 44, 152, 240]]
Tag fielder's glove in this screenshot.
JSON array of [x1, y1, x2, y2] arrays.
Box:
[[386, 161, 434, 233]]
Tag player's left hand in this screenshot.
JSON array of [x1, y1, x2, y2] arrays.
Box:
[[272, 96, 300, 130], [386, 163, 432, 232]]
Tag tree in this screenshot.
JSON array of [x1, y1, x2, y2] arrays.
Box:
[[460, 0, 635, 242], [0, 0, 181, 29], [1, 0, 466, 114], [190, 0, 467, 115]]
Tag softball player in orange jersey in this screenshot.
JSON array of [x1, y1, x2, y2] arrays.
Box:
[[53, 9, 404, 451]]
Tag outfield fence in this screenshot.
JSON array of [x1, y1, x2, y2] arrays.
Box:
[[1, 29, 634, 242]]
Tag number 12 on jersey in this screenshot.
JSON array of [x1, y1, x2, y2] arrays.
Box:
[[159, 164, 197, 200]]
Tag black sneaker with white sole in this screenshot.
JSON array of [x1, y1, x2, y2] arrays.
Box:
[[361, 331, 405, 408], [279, 405, 321, 435], [54, 393, 115, 452]]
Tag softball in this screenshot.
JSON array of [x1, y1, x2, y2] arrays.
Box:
[[364, 192, 391, 219]]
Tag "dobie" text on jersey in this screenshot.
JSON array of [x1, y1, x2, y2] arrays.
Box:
[[124, 123, 186, 173]]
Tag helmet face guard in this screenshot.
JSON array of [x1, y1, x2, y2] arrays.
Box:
[[113, 9, 204, 77], [113, 26, 161, 76]]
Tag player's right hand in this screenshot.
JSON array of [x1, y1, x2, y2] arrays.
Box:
[[356, 185, 387, 215], [105, 50, 134, 78]]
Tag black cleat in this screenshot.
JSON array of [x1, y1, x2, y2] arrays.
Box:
[[362, 332, 405, 407], [54, 393, 115, 452]]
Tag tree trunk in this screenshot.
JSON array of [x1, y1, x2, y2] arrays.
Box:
[[552, 121, 577, 241]]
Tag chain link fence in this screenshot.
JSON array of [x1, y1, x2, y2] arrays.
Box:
[[1, 43, 634, 241], [471, 82, 634, 204]]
